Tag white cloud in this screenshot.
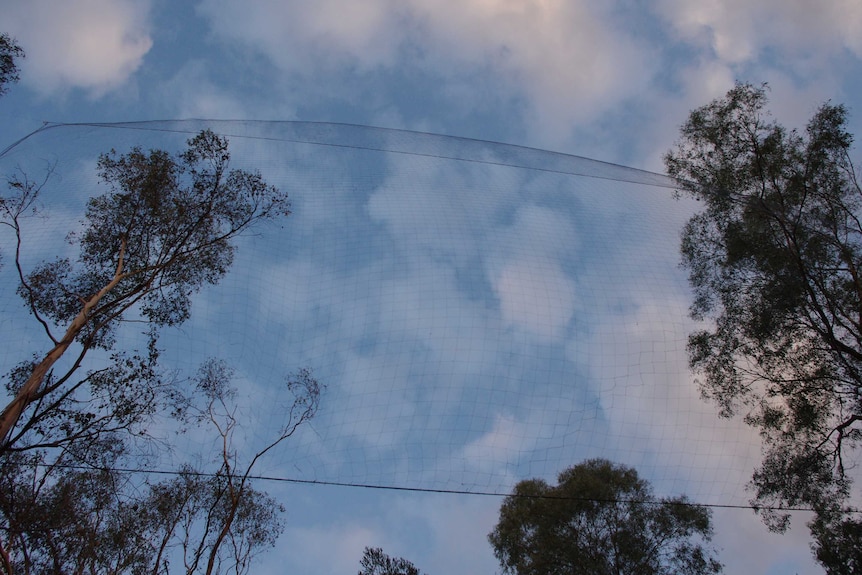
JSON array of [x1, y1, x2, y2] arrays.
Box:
[[714, 509, 819, 575], [197, 0, 404, 73], [460, 413, 529, 476], [5, 0, 152, 96], [631, 60, 736, 172], [195, 0, 862, 155], [366, 152, 520, 268], [393, 494, 500, 575], [565, 294, 821, 571], [412, 0, 655, 142], [493, 257, 576, 339], [198, 0, 655, 143], [488, 204, 578, 340], [264, 492, 500, 575], [657, 0, 862, 63], [160, 61, 249, 119], [576, 300, 763, 498]]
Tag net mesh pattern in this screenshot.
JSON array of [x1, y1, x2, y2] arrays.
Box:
[[0, 120, 761, 506]]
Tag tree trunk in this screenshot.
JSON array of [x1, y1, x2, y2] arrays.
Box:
[[0, 242, 125, 450]]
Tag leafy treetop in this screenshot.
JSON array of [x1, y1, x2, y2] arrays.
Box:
[[489, 459, 722, 575], [665, 82, 862, 572], [0, 129, 291, 451], [0, 34, 23, 97]]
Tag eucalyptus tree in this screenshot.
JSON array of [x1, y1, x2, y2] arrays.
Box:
[[665, 83, 862, 571], [489, 459, 721, 575], [0, 130, 318, 575], [0, 128, 290, 454], [0, 34, 23, 97], [358, 547, 425, 575], [0, 360, 320, 575]]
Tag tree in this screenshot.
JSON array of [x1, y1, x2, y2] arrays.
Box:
[[488, 459, 722, 575], [0, 34, 24, 97], [0, 360, 320, 575], [809, 500, 862, 574], [0, 128, 290, 453], [358, 547, 425, 575], [664, 83, 862, 569], [169, 359, 321, 575], [0, 130, 313, 575]]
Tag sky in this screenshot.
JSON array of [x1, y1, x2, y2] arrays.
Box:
[[2, 1, 862, 574]]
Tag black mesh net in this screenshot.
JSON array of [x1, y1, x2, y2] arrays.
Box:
[[0, 120, 761, 506]]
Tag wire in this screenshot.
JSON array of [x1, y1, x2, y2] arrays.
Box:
[[45, 462, 815, 513]]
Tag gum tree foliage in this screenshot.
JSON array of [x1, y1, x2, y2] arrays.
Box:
[[665, 83, 862, 569], [0, 360, 320, 575], [0, 34, 24, 97], [358, 547, 425, 575], [0, 131, 319, 575], [0, 129, 290, 453], [488, 459, 722, 575]]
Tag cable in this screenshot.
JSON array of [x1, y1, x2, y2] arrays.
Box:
[[41, 462, 815, 514]]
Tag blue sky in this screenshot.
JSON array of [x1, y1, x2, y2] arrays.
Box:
[[3, 2, 862, 574]]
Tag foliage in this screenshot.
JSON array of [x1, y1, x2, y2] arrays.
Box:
[[0, 128, 290, 452], [665, 83, 862, 565], [0, 34, 23, 97], [0, 131, 315, 575], [358, 547, 424, 575], [0, 359, 320, 575], [488, 459, 721, 575], [0, 457, 285, 575], [809, 501, 862, 575], [0, 456, 150, 575]]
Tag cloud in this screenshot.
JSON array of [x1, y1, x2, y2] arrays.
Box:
[[264, 491, 501, 575], [487, 204, 579, 340], [160, 61, 250, 119], [4, 0, 152, 96], [577, 301, 763, 499], [493, 257, 576, 340], [198, 0, 655, 143], [656, 0, 862, 63], [196, 0, 404, 72], [274, 523, 380, 575], [393, 494, 500, 575], [460, 413, 530, 476], [194, 0, 861, 156], [411, 0, 655, 142], [1, 113, 835, 574], [714, 509, 819, 575]]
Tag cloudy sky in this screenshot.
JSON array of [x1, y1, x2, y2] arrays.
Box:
[[2, 1, 862, 574]]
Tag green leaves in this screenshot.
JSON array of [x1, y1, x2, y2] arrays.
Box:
[[666, 83, 862, 570], [0, 459, 286, 575], [0, 34, 24, 97], [0, 131, 308, 575], [79, 129, 289, 332], [488, 459, 721, 575], [359, 547, 424, 575]]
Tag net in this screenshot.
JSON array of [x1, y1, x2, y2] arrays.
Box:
[[0, 120, 762, 507]]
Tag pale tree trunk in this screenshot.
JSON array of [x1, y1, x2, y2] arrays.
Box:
[[0, 242, 126, 449]]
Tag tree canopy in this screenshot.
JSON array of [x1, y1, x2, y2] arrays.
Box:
[[665, 82, 862, 571], [358, 547, 425, 575], [488, 459, 721, 575], [0, 34, 23, 97], [0, 130, 316, 575], [0, 129, 290, 452]]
